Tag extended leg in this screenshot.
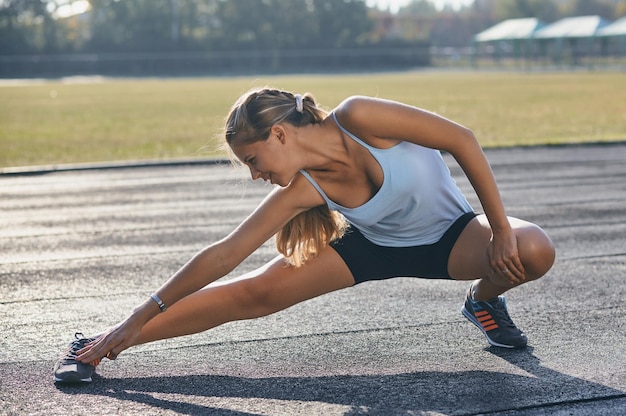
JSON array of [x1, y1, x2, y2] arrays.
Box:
[[132, 245, 355, 347], [56, 245, 354, 382]]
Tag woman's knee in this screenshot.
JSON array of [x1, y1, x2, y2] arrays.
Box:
[[517, 224, 555, 280], [227, 273, 284, 319]]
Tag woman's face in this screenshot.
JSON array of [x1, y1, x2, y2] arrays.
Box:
[[230, 126, 296, 187]]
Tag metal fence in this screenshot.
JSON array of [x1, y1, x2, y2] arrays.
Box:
[[0, 47, 430, 78], [430, 42, 626, 71]]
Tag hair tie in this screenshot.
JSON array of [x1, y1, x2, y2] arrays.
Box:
[[294, 94, 303, 113]]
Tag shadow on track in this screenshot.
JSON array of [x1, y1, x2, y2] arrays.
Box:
[[56, 348, 625, 415]]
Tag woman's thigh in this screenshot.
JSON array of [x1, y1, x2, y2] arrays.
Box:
[[212, 244, 356, 317]]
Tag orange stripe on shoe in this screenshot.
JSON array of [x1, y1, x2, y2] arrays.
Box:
[[483, 323, 499, 331], [475, 310, 490, 317], [481, 319, 496, 328], [478, 315, 493, 323]]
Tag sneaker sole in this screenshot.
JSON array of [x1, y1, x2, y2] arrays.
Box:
[[462, 306, 524, 349], [53, 375, 92, 383]]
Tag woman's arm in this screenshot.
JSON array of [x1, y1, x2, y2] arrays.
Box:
[[77, 174, 324, 362], [336, 96, 525, 283], [153, 177, 322, 312]]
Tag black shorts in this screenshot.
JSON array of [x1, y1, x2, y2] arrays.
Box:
[[330, 212, 477, 285]]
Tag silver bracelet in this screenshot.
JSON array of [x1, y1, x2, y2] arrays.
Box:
[[150, 293, 167, 312]]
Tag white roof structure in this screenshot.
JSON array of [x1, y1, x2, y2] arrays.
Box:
[[534, 15, 610, 39], [596, 16, 626, 37], [473, 18, 544, 42]]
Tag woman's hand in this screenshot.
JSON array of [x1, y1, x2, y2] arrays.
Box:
[[487, 228, 525, 285], [76, 312, 146, 364]]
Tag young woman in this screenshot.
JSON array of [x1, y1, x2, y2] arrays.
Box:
[[54, 87, 555, 383]]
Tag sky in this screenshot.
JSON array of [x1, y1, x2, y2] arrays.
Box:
[[52, 0, 90, 18], [54, 0, 475, 19], [366, 0, 474, 13]]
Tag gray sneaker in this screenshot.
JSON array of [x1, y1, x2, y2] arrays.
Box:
[[53, 333, 100, 383]]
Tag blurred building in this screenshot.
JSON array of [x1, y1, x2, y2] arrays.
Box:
[[472, 15, 626, 69]]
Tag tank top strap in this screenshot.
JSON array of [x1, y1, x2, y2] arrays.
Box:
[[298, 170, 337, 209], [332, 112, 377, 151]]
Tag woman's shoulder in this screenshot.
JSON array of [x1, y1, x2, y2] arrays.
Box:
[[335, 95, 388, 120], [333, 96, 401, 146], [335, 95, 401, 124]]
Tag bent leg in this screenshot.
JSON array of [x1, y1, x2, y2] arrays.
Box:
[[448, 215, 555, 301], [132, 245, 355, 346]]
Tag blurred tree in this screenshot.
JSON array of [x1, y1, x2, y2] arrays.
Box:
[[489, 0, 559, 22], [0, 0, 53, 53], [87, 0, 181, 52], [564, 0, 618, 19], [616, 1, 626, 18], [213, 0, 280, 49], [398, 0, 437, 15], [213, 0, 371, 50], [309, 0, 372, 47], [83, 0, 372, 52]]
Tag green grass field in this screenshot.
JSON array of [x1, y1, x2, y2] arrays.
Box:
[[1, 71, 625, 168]]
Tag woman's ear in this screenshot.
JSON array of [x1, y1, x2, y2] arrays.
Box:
[[271, 125, 287, 143]]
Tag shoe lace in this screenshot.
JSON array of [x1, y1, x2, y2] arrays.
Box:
[[489, 299, 518, 331], [59, 333, 97, 363]]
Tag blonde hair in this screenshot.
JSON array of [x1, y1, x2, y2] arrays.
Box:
[[225, 87, 347, 266]]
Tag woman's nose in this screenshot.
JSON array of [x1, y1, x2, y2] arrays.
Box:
[[249, 167, 262, 180]]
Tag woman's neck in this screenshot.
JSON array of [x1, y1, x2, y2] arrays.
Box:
[[298, 119, 351, 172]]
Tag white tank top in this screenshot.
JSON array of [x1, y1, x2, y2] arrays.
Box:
[[299, 113, 473, 247]]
